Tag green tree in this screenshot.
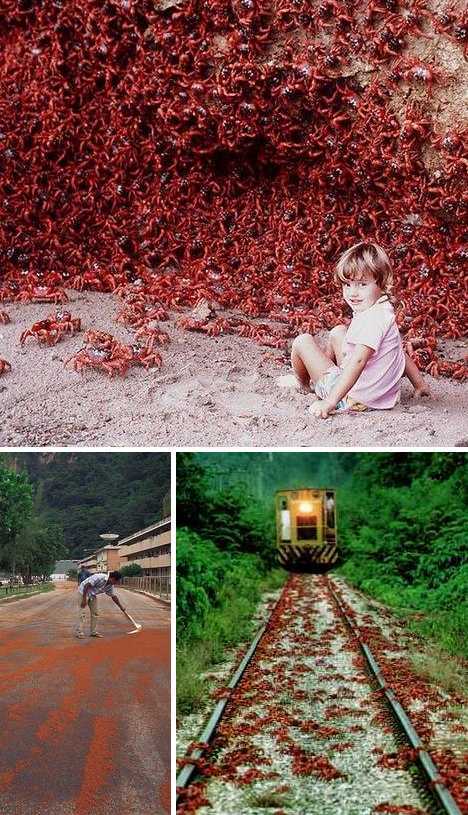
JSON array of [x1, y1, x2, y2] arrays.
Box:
[[1, 452, 170, 559], [14, 520, 66, 580], [0, 460, 34, 573], [120, 563, 143, 577]]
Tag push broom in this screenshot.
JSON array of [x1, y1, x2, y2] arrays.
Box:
[[121, 607, 142, 634]]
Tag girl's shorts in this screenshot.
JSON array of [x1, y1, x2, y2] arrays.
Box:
[[314, 366, 368, 413]]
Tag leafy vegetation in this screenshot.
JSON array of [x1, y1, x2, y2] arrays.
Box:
[[2, 452, 170, 558], [0, 457, 66, 579], [177, 454, 285, 713], [120, 563, 144, 577], [177, 451, 467, 716], [337, 453, 467, 657]]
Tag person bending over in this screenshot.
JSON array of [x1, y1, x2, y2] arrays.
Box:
[[76, 570, 126, 638]]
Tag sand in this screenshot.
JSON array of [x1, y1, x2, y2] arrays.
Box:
[[0, 291, 467, 448]]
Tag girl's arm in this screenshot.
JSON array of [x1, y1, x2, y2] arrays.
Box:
[[310, 344, 373, 419], [404, 352, 430, 397]]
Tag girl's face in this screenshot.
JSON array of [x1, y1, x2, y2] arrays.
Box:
[[342, 270, 383, 313]]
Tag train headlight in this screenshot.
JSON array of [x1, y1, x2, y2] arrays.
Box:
[[298, 501, 313, 513]]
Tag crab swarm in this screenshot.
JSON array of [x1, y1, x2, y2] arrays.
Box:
[[0, 0, 466, 378]]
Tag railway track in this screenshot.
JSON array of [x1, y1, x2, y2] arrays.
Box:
[[177, 574, 466, 815]]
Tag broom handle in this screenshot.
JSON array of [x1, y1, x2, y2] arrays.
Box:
[[122, 608, 138, 627]]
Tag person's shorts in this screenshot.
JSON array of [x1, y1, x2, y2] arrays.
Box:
[[314, 366, 368, 412]]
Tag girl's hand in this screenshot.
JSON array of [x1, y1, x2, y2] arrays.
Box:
[[413, 383, 431, 398], [309, 399, 334, 419]]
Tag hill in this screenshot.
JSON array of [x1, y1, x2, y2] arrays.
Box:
[[4, 452, 170, 559]]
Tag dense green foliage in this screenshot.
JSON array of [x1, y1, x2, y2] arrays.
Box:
[[177, 453, 286, 712], [177, 452, 279, 640], [3, 452, 170, 558], [120, 563, 143, 577], [338, 453, 467, 656], [0, 457, 66, 578], [177, 529, 285, 712], [177, 453, 276, 565], [0, 464, 33, 545], [178, 452, 467, 670]]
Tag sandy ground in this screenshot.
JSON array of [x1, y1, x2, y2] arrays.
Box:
[[0, 581, 170, 815], [0, 291, 467, 447]]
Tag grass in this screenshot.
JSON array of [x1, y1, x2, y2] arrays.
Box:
[[338, 564, 468, 696], [177, 644, 210, 716], [0, 582, 55, 603], [246, 789, 294, 809], [408, 606, 468, 659], [177, 568, 286, 716], [410, 649, 468, 697]]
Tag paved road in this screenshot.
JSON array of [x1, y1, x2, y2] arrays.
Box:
[[0, 581, 170, 815]]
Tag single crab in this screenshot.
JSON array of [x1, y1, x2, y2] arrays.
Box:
[[0, 358, 12, 375], [66, 344, 131, 377], [15, 285, 68, 304], [128, 341, 163, 370], [20, 310, 81, 346], [66, 330, 132, 377], [134, 323, 170, 349]]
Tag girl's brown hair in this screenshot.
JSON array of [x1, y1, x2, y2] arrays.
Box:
[[335, 242, 393, 291]]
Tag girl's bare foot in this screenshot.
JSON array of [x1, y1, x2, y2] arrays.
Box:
[[276, 374, 310, 392]]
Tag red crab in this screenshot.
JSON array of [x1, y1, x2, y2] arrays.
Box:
[[20, 319, 62, 347], [15, 285, 68, 305], [70, 270, 118, 292], [51, 310, 81, 334], [66, 343, 131, 377], [0, 284, 19, 302], [115, 303, 146, 328], [0, 359, 11, 375], [20, 310, 81, 346], [0, 311, 11, 324], [66, 329, 133, 377], [134, 323, 170, 349], [128, 341, 163, 370], [177, 316, 207, 332], [82, 329, 116, 350]]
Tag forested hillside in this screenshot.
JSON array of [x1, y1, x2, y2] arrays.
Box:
[[3, 452, 170, 559]]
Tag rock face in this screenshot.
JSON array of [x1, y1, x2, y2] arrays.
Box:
[[0, 1, 466, 376]]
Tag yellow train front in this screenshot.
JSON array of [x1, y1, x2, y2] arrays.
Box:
[[275, 488, 338, 571]]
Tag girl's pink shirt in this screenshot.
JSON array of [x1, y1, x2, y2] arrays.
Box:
[[342, 297, 405, 409]]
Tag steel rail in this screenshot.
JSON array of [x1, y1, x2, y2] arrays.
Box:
[[326, 578, 462, 815], [176, 621, 268, 798]]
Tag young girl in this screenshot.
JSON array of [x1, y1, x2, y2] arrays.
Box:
[[288, 242, 429, 419]]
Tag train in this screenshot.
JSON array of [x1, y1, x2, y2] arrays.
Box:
[[275, 488, 338, 571]]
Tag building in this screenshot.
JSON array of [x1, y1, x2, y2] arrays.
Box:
[[50, 560, 80, 580], [78, 553, 97, 574], [119, 517, 170, 578], [95, 545, 120, 573]]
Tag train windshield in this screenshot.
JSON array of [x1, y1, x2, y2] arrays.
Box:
[[296, 513, 317, 540]]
